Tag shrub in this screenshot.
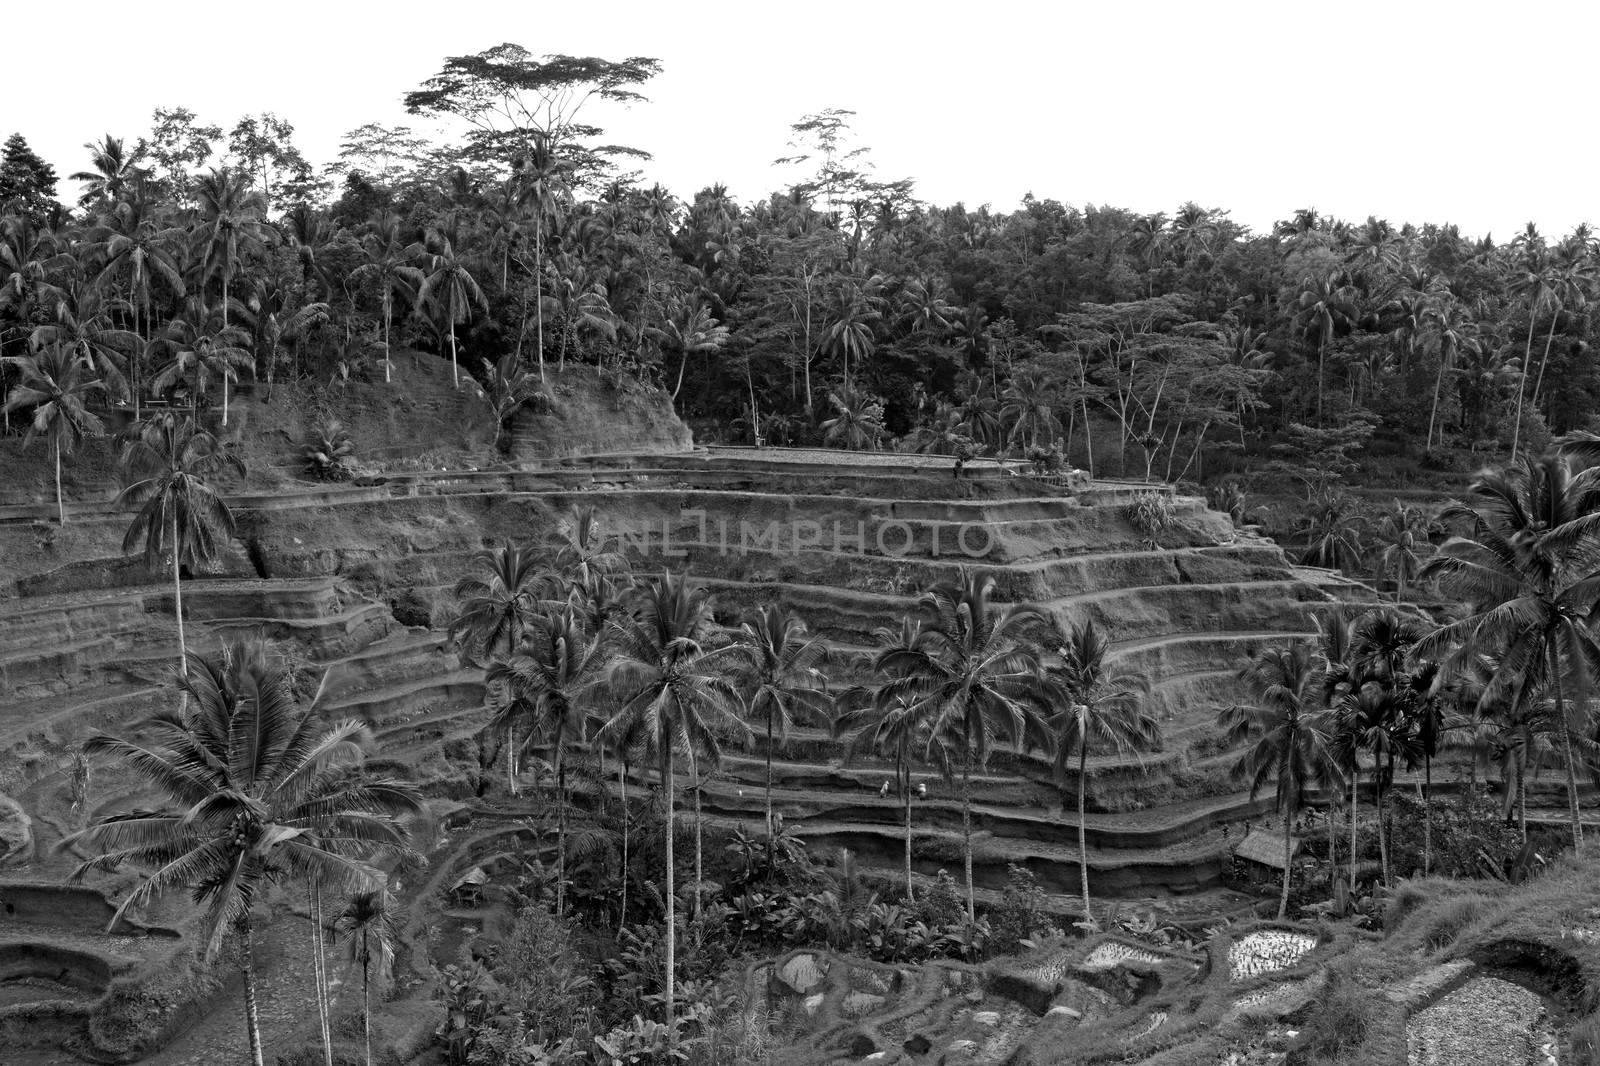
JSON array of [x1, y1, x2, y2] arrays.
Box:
[[1300, 970, 1374, 1061], [990, 864, 1048, 953], [1571, 1014, 1600, 1066], [1419, 894, 1489, 952], [1125, 491, 1175, 549], [302, 417, 356, 480]]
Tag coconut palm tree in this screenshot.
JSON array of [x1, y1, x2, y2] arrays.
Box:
[[191, 167, 267, 334], [149, 300, 255, 424], [649, 299, 729, 405], [546, 504, 628, 597], [352, 218, 421, 384], [1419, 454, 1600, 852], [879, 570, 1052, 923], [1508, 254, 1560, 460], [597, 572, 748, 1045], [116, 415, 243, 680], [332, 887, 399, 1066], [821, 385, 886, 451], [69, 134, 143, 205], [1, 343, 106, 523], [735, 605, 831, 837], [62, 642, 421, 1066], [1218, 644, 1329, 919], [514, 133, 570, 382], [84, 192, 184, 416], [1000, 366, 1061, 450], [448, 540, 543, 667], [31, 282, 138, 401], [485, 604, 603, 913], [821, 279, 881, 388], [1371, 501, 1431, 601], [1048, 619, 1158, 926], [412, 223, 486, 389], [1292, 270, 1357, 423]]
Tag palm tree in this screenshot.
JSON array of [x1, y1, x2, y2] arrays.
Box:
[[1048, 619, 1158, 926], [598, 572, 747, 1044], [1423, 297, 1477, 453], [31, 282, 138, 401], [62, 642, 421, 1066], [448, 540, 543, 666], [821, 385, 886, 451], [514, 133, 570, 382], [880, 571, 1052, 923], [649, 300, 729, 405], [1508, 255, 1560, 460], [332, 887, 399, 1066], [485, 604, 603, 913], [821, 280, 880, 388], [149, 301, 255, 425], [1000, 366, 1061, 450], [85, 192, 184, 416], [735, 605, 831, 837], [1371, 502, 1431, 600], [69, 134, 142, 205], [1419, 455, 1600, 852], [1, 344, 106, 523], [352, 218, 421, 384], [116, 415, 243, 680], [413, 224, 486, 389], [191, 168, 267, 335], [1292, 271, 1357, 423], [1218, 645, 1328, 919]]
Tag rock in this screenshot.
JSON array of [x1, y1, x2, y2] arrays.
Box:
[[0, 794, 33, 866], [963, 989, 984, 1004], [1046, 1005, 1081, 1019], [803, 993, 825, 1016], [944, 1039, 977, 1062], [781, 953, 826, 994], [847, 1033, 877, 1057], [973, 1011, 1000, 1027]]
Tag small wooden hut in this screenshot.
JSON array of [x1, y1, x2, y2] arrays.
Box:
[[1232, 827, 1301, 883]]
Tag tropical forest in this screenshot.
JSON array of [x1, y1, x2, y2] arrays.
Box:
[[1, 42, 1599, 1066]]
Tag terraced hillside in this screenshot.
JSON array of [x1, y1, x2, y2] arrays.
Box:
[[0, 367, 1378, 1061]]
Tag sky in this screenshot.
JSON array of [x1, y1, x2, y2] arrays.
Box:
[[5, 0, 1595, 240]]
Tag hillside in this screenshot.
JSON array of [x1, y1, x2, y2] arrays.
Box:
[[0, 357, 1589, 1065]]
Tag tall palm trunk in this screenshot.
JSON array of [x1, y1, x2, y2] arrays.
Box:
[[1376, 768, 1390, 888], [764, 715, 775, 839], [534, 216, 545, 383], [54, 438, 65, 525], [901, 740, 915, 902], [382, 299, 393, 384], [1077, 745, 1092, 926], [1530, 314, 1561, 413], [171, 514, 187, 675], [556, 745, 568, 916], [361, 946, 372, 1066], [1550, 642, 1584, 853], [1278, 779, 1294, 921], [619, 755, 630, 930], [1518, 724, 1530, 842], [242, 919, 265, 1066], [448, 316, 459, 389], [505, 723, 518, 796], [961, 760, 975, 925], [660, 744, 676, 1050], [1348, 762, 1359, 897], [1511, 314, 1537, 460], [309, 880, 333, 1066], [692, 754, 704, 926]]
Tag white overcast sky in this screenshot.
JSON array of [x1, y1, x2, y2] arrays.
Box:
[[7, 0, 1593, 240]]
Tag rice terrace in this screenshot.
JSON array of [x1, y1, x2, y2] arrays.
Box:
[[2, 14, 1600, 1066]]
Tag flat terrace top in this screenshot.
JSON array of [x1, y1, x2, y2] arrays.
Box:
[[705, 445, 1027, 472]]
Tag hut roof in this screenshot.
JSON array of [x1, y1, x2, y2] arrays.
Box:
[[1233, 827, 1301, 870]]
